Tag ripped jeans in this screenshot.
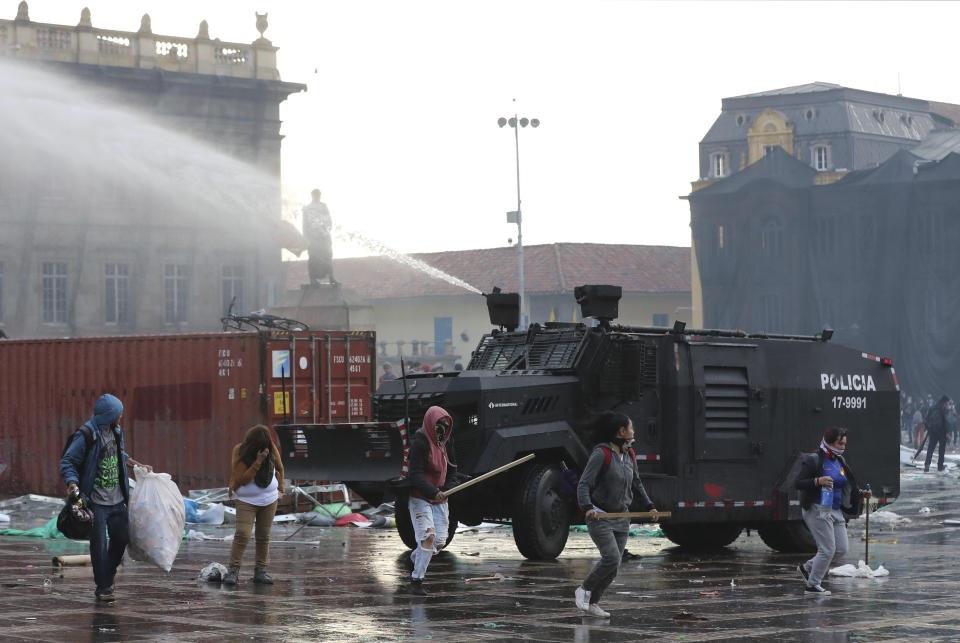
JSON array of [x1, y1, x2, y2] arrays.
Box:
[[408, 496, 449, 580]]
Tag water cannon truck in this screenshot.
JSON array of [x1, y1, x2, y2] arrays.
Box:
[[276, 285, 900, 559]]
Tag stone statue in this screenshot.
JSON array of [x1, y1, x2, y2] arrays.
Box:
[[302, 189, 335, 286], [138, 13, 152, 34], [15, 1, 29, 22]]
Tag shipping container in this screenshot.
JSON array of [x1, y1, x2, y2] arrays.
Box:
[[0, 330, 375, 496]]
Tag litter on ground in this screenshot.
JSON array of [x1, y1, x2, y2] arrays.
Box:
[[828, 560, 889, 578]]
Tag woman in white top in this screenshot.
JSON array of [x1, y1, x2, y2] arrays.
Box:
[[224, 424, 285, 585]]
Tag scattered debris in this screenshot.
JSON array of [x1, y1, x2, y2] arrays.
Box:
[[828, 560, 889, 578], [848, 511, 911, 527], [52, 554, 90, 567], [919, 507, 932, 514], [197, 562, 228, 582], [944, 519, 960, 526], [699, 591, 720, 597], [673, 610, 709, 621], [465, 573, 505, 584], [185, 530, 233, 542], [688, 579, 704, 584]]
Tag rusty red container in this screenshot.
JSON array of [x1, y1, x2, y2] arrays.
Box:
[[0, 330, 375, 496]]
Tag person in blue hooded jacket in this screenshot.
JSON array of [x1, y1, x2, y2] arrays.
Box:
[[59, 394, 151, 602]]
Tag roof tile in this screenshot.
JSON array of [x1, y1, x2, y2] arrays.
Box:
[[283, 243, 690, 300]]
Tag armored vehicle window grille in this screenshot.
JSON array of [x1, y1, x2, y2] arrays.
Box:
[[468, 327, 585, 371], [522, 396, 559, 415], [468, 333, 528, 370], [374, 393, 445, 430], [527, 328, 584, 370], [703, 366, 749, 432]]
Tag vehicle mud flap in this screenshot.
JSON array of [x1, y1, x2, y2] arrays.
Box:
[[512, 463, 570, 560], [660, 522, 742, 550]]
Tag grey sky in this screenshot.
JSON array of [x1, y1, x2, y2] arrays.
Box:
[[7, 1, 960, 257]]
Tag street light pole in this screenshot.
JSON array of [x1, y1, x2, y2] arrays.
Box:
[[498, 109, 539, 330]]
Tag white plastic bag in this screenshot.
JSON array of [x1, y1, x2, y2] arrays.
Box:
[[128, 465, 186, 572]]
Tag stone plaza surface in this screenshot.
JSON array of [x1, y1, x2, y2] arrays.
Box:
[[1, 472, 958, 642]]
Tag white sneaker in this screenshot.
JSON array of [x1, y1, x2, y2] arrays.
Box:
[[574, 586, 591, 611], [586, 603, 610, 618]]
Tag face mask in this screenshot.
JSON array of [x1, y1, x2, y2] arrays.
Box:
[[435, 419, 450, 446]]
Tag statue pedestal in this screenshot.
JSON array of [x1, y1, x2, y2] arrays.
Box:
[[271, 283, 374, 331]]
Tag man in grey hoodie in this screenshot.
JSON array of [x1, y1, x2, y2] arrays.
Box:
[[575, 411, 658, 618]]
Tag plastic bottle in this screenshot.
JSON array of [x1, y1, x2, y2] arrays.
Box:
[[820, 480, 833, 506]]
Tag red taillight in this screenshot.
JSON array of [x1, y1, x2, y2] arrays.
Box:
[[881, 357, 893, 367]]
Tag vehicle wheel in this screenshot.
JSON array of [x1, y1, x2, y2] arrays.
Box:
[[395, 493, 459, 550], [395, 493, 417, 550], [512, 463, 570, 560], [660, 522, 742, 550], [758, 521, 817, 553]]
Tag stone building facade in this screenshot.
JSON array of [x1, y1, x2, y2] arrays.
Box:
[[0, 3, 305, 338], [688, 82, 960, 397]]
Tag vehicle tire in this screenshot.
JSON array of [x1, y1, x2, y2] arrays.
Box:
[[395, 493, 458, 550], [757, 521, 817, 553], [512, 463, 570, 560], [660, 522, 742, 550], [395, 493, 417, 550]]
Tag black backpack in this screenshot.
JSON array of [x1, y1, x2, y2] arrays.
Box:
[[57, 426, 96, 540]]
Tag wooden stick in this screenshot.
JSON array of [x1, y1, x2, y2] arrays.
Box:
[[52, 554, 91, 566], [595, 511, 671, 519], [444, 454, 536, 497]]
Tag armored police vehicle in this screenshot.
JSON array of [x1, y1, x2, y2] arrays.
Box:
[[276, 285, 900, 560]]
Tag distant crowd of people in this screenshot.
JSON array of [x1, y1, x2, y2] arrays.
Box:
[[901, 392, 958, 472]]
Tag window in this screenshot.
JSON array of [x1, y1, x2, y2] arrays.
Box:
[[811, 145, 828, 171], [760, 218, 782, 256], [764, 145, 779, 156], [164, 264, 189, 324], [434, 317, 452, 356], [760, 294, 783, 332], [222, 265, 245, 316], [711, 153, 726, 178], [105, 263, 130, 325], [42, 262, 68, 325], [652, 313, 669, 327], [813, 217, 835, 256]]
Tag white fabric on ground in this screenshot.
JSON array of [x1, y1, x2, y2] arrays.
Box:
[[828, 560, 889, 577]]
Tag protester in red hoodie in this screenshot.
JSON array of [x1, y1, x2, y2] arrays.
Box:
[[405, 406, 454, 596]]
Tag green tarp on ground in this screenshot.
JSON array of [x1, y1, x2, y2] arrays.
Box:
[[0, 517, 65, 539]]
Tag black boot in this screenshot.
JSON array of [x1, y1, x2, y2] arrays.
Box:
[[409, 578, 427, 596]]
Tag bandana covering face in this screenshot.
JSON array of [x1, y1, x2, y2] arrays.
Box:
[[820, 439, 845, 459]]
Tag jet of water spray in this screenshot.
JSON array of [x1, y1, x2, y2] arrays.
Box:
[[333, 225, 482, 294]]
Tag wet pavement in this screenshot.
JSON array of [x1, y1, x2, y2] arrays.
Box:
[[1, 469, 959, 642]]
